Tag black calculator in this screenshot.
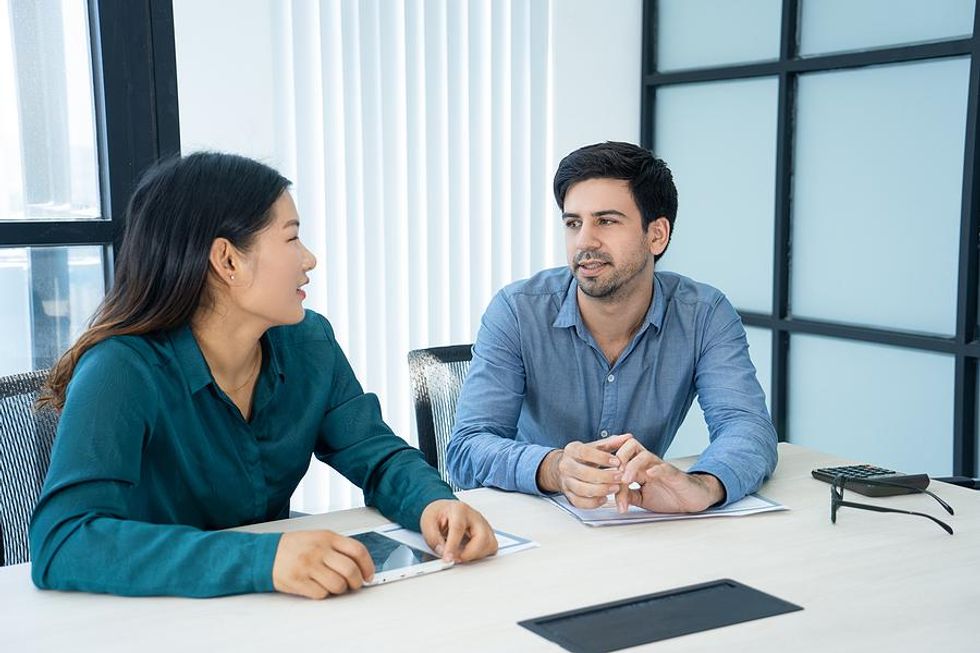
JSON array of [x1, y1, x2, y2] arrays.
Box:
[[811, 464, 930, 497]]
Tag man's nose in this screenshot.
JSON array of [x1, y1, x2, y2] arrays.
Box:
[[576, 222, 600, 251]]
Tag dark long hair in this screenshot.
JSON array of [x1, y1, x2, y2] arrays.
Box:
[[38, 152, 291, 410]]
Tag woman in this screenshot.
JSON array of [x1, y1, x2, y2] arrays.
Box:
[[29, 152, 497, 598]]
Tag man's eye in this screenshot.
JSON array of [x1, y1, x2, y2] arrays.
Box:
[[564, 221, 580, 229]]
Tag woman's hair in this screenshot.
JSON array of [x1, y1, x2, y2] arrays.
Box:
[[38, 152, 291, 411]]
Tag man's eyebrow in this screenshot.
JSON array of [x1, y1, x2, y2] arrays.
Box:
[[593, 210, 627, 218], [562, 210, 627, 219]]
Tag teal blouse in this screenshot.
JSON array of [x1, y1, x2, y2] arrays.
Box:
[[29, 311, 456, 597]]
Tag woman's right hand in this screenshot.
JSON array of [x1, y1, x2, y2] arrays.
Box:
[[271, 530, 375, 599]]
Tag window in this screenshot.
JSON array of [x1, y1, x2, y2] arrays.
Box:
[[0, 0, 180, 372], [647, 0, 979, 476]]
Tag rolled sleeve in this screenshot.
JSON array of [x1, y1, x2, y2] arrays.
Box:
[[691, 296, 778, 504]]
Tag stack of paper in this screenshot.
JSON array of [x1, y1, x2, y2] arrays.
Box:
[[546, 494, 787, 527]]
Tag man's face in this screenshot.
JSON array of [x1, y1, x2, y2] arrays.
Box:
[[562, 178, 668, 301]]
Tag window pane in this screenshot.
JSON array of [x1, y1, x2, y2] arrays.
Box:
[[0, 246, 105, 376], [0, 0, 100, 220], [656, 0, 781, 72], [666, 326, 772, 459], [656, 77, 777, 313], [799, 0, 975, 57], [789, 335, 953, 476], [791, 58, 969, 335]]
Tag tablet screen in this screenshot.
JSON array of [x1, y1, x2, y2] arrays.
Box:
[[350, 531, 440, 572]]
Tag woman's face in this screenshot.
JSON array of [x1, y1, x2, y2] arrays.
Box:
[[233, 192, 316, 327]]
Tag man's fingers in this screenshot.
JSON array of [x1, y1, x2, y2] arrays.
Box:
[[566, 441, 619, 468], [615, 481, 630, 513], [628, 487, 646, 508], [592, 432, 634, 453], [567, 492, 608, 509], [623, 452, 662, 484], [564, 476, 618, 499], [563, 457, 622, 485], [613, 438, 646, 467]]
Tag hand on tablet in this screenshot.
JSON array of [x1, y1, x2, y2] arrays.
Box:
[[419, 499, 498, 564], [272, 530, 375, 599]]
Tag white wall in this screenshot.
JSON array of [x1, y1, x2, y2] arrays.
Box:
[[551, 0, 642, 167], [174, 0, 283, 167]]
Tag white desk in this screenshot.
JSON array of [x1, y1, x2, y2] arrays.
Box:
[[2, 444, 978, 652]]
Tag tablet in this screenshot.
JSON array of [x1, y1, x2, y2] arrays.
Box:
[[349, 529, 454, 586]]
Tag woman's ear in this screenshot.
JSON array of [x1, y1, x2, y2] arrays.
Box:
[[208, 237, 242, 285]]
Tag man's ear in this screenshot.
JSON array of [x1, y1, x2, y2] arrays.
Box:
[[208, 237, 243, 285], [647, 217, 670, 257]]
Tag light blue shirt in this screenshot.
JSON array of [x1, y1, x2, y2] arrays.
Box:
[[446, 267, 777, 505]]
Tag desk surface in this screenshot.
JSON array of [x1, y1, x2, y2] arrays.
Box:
[[2, 444, 978, 652]]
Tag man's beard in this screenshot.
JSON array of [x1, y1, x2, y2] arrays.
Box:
[[574, 251, 648, 301]]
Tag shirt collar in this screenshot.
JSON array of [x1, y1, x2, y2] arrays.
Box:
[[168, 324, 287, 396], [169, 323, 214, 395], [552, 271, 667, 334]]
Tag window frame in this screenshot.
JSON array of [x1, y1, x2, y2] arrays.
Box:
[[0, 0, 180, 285], [642, 0, 980, 476]]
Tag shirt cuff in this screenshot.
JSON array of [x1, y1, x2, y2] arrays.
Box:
[[251, 532, 284, 593], [687, 457, 743, 507], [516, 444, 559, 496]]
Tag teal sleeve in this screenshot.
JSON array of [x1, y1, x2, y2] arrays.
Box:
[[313, 318, 457, 531], [28, 341, 281, 597]]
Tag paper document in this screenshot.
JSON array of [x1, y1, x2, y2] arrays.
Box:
[[375, 523, 539, 556], [546, 493, 787, 527]]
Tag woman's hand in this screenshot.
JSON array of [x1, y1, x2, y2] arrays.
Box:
[[419, 499, 499, 563], [272, 530, 375, 599]]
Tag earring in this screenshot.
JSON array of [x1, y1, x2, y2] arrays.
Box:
[[230, 275, 236, 281]]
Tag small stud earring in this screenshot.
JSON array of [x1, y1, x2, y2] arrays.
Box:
[[230, 275, 236, 281]]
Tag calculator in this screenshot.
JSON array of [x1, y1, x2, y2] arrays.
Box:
[[811, 464, 930, 497]]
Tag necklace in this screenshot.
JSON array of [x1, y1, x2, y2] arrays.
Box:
[[225, 347, 261, 394]]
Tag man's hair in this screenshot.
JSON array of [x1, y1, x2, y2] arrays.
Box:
[[553, 141, 678, 261]]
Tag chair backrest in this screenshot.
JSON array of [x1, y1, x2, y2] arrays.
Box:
[[407, 345, 473, 492], [0, 370, 56, 566]]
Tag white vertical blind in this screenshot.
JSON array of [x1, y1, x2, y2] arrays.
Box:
[[269, 0, 558, 513]]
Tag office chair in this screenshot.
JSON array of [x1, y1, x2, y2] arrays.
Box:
[[0, 369, 57, 566], [407, 345, 473, 492]]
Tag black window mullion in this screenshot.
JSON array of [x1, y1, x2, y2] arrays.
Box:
[[645, 38, 975, 86], [94, 0, 181, 256], [769, 0, 799, 443], [952, 7, 980, 477]]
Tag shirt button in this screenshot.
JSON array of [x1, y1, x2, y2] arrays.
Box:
[[607, 374, 615, 383], [600, 430, 609, 438]]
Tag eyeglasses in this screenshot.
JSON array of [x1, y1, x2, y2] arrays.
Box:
[[830, 475, 955, 535]]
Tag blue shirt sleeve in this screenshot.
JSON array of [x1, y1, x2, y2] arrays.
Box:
[[446, 290, 555, 494], [685, 295, 778, 505], [29, 341, 282, 597]]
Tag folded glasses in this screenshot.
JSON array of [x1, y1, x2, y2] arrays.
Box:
[[830, 475, 954, 535]]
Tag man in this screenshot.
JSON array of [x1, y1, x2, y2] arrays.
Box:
[[446, 141, 777, 513]]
